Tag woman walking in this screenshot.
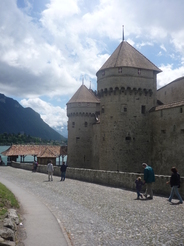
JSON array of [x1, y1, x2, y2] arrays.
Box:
[[167, 167, 183, 204]]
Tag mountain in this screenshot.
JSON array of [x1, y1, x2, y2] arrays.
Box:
[[54, 125, 68, 138], [0, 93, 67, 141]]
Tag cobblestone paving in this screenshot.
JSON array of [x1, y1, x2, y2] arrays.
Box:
[[0, 167, 184, 246]]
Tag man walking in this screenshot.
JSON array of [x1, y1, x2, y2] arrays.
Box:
[[142, 163, 155, 199], [60, 161, 67, 181], [47, 160, 54, 181]]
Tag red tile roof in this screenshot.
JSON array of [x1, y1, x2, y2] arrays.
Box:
[[1, 145, 67, 157]]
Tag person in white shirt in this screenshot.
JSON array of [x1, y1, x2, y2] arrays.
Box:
[[47, 160, 54, 181]]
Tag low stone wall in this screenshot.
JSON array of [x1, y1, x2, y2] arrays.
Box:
[[11, 162, 184, 198]]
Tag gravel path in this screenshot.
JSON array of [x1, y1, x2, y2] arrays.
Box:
[[0, 167, 184, 246]]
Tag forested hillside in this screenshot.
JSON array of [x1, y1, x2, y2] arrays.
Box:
[[0, 93, 66, 142]]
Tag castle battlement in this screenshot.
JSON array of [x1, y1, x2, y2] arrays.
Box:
[[97, 87, 153, 97], [66, 40, 184, 176], [67, 112, 96, 117]]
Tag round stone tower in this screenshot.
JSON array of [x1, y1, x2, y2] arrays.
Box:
[[67, 84, 100, 168], [96, 41, 161, 172]]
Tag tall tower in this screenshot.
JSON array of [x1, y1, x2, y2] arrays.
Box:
[[67, 84, 100, 168], [96, 41, 161, 172]]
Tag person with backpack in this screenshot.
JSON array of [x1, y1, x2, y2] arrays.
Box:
[[166, 167, 183, 204]]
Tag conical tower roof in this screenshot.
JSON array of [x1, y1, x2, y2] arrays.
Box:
[[97, 41, 162, 74], [67, 84, 100, 104]]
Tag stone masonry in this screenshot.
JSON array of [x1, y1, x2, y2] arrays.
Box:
[[67, 40, 184, 176]]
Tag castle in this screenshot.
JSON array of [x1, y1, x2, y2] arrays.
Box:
[[66, 41, 184, 176]]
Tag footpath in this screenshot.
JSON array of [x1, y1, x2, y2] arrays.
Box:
[[0, 174, 69, 246], [0, 166, 184, 246]]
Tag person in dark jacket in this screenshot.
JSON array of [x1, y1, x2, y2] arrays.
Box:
[[167, 167, 183, 204], [60, 162, 67, 181], [34, 161, 38, 172], [142, 163, 155, 199]]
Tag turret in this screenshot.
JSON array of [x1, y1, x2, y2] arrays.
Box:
[[96, 41, 161, 172], [67, 84, 100, 168]]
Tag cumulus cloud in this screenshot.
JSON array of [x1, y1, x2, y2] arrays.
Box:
[[157, 64, 184, 89], [20, 98, 68, 132], [0, 0, 184, 135]]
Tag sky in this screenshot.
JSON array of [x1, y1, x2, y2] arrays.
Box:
[[1, 0, 184, 137]]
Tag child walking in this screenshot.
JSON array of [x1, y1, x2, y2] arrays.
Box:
[[135, 177, 144, 199]]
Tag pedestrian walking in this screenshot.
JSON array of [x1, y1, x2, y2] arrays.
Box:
[[60, 161, 67, 181], [166, 167, 183, 204], [47, 160, 54, 181], [33, 161, 38, 172], [142, 163, 155, 199], [135, 177, 144, 199]]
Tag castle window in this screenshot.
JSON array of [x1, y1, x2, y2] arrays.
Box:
[[124, 107, 127, 112], [141, 105, 146, 114], [118, 67, 122, 73], [125, 136, 131, 140], [72, 122, 75, 128], [181, 129, 184, 134], [138, 69, 141, 75], [180, 107, 183, 113], [161, 130, 166, 134], [102, 70, 105, 76], [84, 122, 88, 127], [76, 137, 80, 143], [101, 106, 105, 113]]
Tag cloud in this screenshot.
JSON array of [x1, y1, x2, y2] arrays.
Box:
[[20, 98, 68, 132], [160, 45, 167, 52], [0, 0, 82, 99], [1, 0, 184, 99], [157, 64, 184, 89], [0, 0, 184, 133]]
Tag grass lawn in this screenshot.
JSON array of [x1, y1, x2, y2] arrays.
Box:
[[0, 182, 19, 218]]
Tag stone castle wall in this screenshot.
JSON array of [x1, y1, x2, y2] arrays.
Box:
[[67, 100, 99, 169], [66, 44, 184, 176], [157, 77, 184, 104], [150, 105, 184, 176], [96, 67, 157, 173], [10, 162, 184, 199], [67, 113, 96, 169], [91, 122, 100, 169]]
